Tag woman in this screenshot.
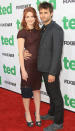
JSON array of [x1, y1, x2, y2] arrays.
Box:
[[17, 7, 42, 127]]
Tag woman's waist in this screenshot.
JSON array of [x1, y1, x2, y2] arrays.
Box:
[[24, 58, 37, 64]]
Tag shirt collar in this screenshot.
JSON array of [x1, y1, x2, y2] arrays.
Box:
[[42, 20, 54, 30]]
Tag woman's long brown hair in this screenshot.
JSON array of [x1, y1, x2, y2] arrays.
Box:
[[21, 7, 40, 30]]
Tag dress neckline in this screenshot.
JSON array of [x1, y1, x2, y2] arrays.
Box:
[[28, 28, 35, 32]]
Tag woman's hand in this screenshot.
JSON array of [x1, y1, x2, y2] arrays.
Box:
[[22, 70, 28, 81]]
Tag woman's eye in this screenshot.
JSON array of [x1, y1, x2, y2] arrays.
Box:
[[26, 16, 29, 18], [31, 16, 34, 18], [25, 16, 34, 18]]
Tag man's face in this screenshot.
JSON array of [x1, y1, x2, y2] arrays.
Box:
[[39, 8, 53, 24]]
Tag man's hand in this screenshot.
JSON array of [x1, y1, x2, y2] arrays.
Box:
[[48, 75, 55, 83], [24, 50, 32, 60]]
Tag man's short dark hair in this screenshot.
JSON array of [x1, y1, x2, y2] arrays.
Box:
[[38, 2, 53, 13]]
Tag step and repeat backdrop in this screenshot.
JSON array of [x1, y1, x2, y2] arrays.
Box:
[[0, 0, 75, 112]]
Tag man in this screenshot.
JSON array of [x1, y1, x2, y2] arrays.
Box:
[[24, 2, 64, 131]]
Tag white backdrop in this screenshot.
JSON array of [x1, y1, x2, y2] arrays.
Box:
[[0, 0, 75, 112]]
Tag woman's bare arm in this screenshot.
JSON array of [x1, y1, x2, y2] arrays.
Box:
[[18, 38, 25, 72], [18, 38, 28, 81]]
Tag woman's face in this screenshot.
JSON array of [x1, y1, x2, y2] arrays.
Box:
[[25, 12, 35, 27]]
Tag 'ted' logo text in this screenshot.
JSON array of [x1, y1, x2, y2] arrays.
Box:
[[36, 0, 56, 10], [3, 64, 16, 75], [16, 19, 21, 30], [62, 16, 75, 29], [0, 76, 2, 85], [63, 57, 75, 70], [0, 3, 12, 15], [64, 94, 75, 108], [1, 35, 14, 46]]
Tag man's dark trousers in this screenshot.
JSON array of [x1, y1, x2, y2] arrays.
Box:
[[42, 72, 64, 124]]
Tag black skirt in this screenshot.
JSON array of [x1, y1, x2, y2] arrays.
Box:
[[21, 86, 33, 98]]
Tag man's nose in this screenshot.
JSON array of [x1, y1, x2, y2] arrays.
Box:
[[41, 13, 45, 17]]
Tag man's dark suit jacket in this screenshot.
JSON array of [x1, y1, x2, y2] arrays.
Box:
[[37, 21, 64, 76]]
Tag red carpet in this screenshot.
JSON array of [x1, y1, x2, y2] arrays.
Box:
[[0, 88, 75, 131]]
